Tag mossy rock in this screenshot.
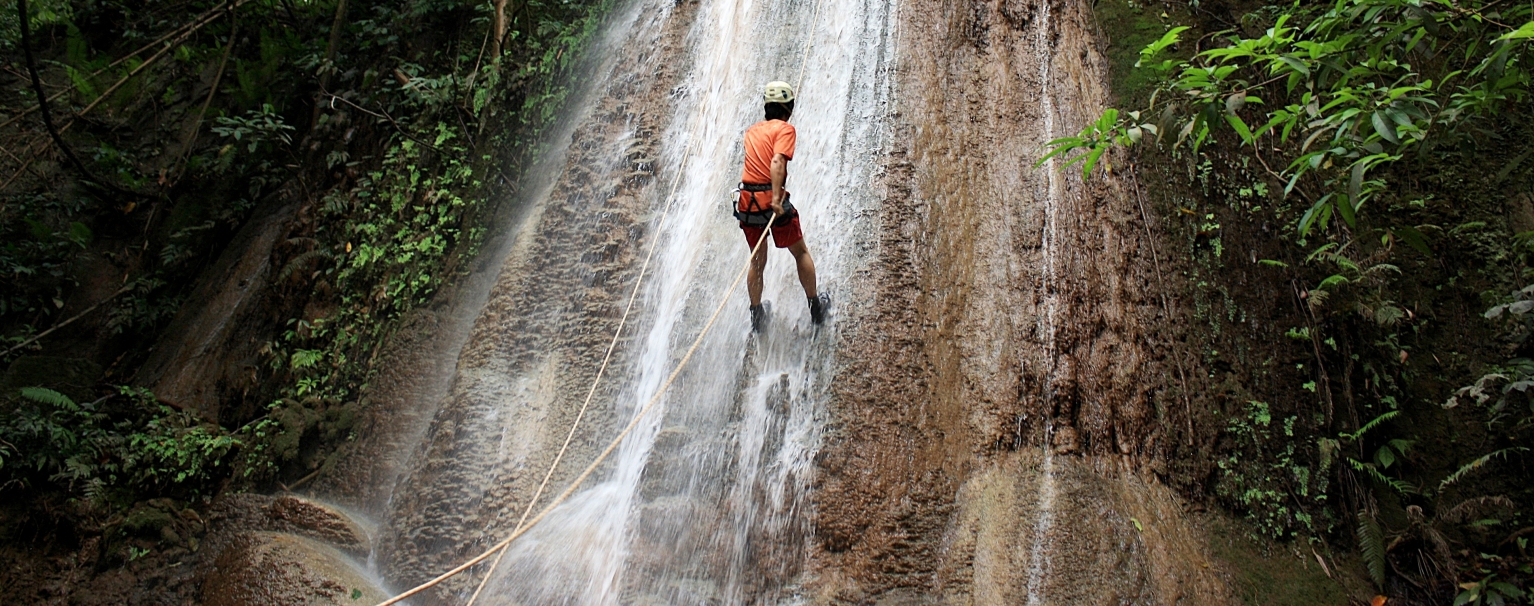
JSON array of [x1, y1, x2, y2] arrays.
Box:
[[271, 399, 323, 462]]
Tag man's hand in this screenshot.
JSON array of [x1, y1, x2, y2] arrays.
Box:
[[770, 152, 789, 217]]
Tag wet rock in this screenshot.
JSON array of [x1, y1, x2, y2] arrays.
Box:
[[265, 496, 369, 555], [201, 531, 384, 606], [205, 494, 370, 556], [1052, 426, 1080, 454]]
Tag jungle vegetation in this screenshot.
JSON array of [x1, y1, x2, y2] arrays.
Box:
[[1073, 0, 1534, 601], [0, 0, 608, 572]]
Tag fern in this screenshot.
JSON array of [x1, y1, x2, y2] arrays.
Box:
[[1351, 458, 1417, 494], [1440, 448, 1527, 491], [1358, 512, 1387, 587], [1343, 410, 1399, 441], [277, 249, 333, 282], [18, 387, 76, 409]]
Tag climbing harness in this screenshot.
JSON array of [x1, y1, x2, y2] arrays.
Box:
[[378, 0, 825, 601], [733, 182, 796, 227]]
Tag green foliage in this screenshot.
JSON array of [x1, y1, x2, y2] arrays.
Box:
[[1216, 400, 1326, 538], [1455, 574, 1527, 606], [0, 386, 240, 501], [211, 103, 297, 154], [1078, 0, 1534, 592], [1358, 511, 1386, 586], [1052, 0, 1533, 236], [236, 0, 613, 484]]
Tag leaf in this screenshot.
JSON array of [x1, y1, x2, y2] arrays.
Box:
[[1358, 513, 1386, 587], [1372, 111, 1400, 144], [1490, 582, 1526, 599], [1393, 226, 1432, 256], [1496, 21, 1534, 41], [1375, 445, 1396, 469], [1318, 274, 1350, 290], [1440, 448, 1527, 490], [1035, 137, 1090, 168], [1337, 184, 1358, 228], [1082, 145, 1108, 180], [1511, 300, 1534, 315], [1225, 114, 1255, 144], [1259, 259, 1289, 267], [1347, 411, 1399, 442], [68, 222, 93, 248], [1278, 55, 1311, 75], [1348, 161, 1369, 217], [1495, 150, 1530, 182], [1299, 193, 1335, 236], [1374, 305, 1405, 326], [19, 387, 75, 409]]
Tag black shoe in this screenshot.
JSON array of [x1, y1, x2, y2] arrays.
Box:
[[808, 293, 829, 324], [750, 304, 768, 332]]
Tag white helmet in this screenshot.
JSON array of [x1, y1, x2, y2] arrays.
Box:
[[763, 81, 795, 104]]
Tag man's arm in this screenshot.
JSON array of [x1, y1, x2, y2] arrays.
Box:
[[770, 152, 788, 216]]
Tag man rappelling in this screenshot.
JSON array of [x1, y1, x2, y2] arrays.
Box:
[[736, 81, 829, 332]]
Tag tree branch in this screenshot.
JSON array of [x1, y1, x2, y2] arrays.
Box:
[[17, 0, 111, 191]]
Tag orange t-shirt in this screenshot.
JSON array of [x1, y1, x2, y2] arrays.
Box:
[[739, 119, 796, 212]]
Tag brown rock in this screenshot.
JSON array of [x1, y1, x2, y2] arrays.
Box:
[[201, 532, 384, 606], [265, 496, 369, 554]]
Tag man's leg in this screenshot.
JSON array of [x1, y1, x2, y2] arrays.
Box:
[[747, 241, 769, 307], [787, 240, 816, 298]]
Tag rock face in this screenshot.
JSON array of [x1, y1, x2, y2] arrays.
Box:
[[132, 195, 301, 423], [201, 532, 383, 606], [808, 0, 1228, 601]]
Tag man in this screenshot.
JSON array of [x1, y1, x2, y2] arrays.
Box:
[[735, 81, 828, 332]]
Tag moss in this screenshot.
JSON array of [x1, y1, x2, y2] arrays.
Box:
[[1092, 0, 1191, 103], [1208, 515, 1368, 605], [122, 504, 176, 535]]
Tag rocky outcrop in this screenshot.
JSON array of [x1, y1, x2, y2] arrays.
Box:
[[201, 532, 382, 606], [197, 494, 381, 605]]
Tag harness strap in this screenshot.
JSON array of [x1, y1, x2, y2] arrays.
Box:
[[733, 182, 795, 227], [739, 182, 772, 213]]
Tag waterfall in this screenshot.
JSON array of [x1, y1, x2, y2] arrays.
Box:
[[368, 0, 899, 601]]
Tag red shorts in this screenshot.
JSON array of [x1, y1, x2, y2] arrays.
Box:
[[741, 215, 804, 249]]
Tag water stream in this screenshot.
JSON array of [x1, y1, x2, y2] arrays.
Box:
[[368, 0, 898, 601]]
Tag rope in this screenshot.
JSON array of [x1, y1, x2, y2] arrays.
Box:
[[794, 0, 823, 91], [462, 132, 701, 605], [382, 0, 824, 601]]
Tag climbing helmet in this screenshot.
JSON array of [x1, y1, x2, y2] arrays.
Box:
[[763, 81, 795, 104]]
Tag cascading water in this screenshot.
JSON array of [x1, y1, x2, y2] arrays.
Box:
[[1026, 0, 1062, 601], [364, 0, 899, 602]]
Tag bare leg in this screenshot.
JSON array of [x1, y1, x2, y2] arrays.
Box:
[[747, 241, 769, 307], [787, 240, 816, 299]]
